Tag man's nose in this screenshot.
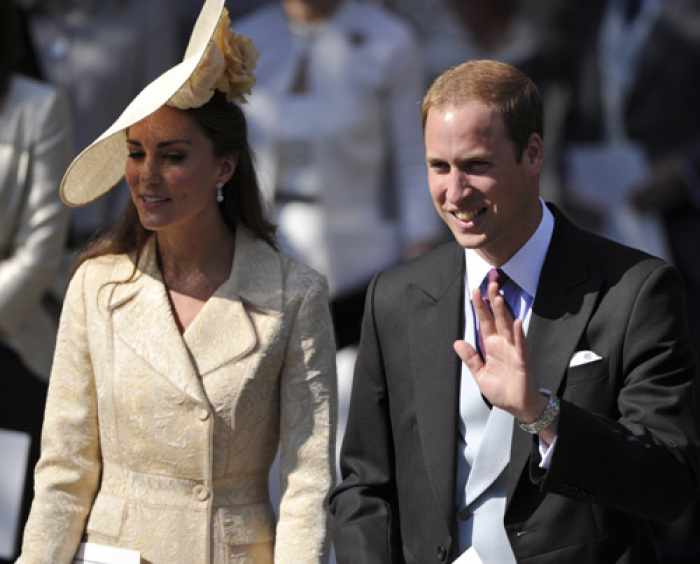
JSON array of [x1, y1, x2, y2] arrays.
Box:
[[445, 171, 471, 202]]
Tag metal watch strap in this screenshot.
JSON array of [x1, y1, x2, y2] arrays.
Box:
[[518, 389, 560, 434]]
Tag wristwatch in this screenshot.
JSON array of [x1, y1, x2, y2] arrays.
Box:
[[518, 389, 560, 434]]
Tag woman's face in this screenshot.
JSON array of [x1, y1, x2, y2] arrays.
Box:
[[125, 105, 235, 235]]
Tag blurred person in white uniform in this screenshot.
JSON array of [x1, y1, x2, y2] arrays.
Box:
[[15, 0, 181, 292], [235, 0, 443, 350]]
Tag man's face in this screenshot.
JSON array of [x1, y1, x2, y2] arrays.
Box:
[[425, 101, 543, 266]]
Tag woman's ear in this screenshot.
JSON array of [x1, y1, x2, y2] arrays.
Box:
[[218, 153, 238, 185]]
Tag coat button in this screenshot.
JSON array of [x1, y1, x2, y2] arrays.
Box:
[[195, 406, 210, 421], [193, 484, 210, 501], [457, 508, 471, 521], [437, 545, 447, 561]]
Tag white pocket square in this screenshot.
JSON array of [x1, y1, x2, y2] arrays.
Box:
[[569, 350, 602, 367]]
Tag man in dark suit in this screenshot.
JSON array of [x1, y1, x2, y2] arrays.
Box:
[[329, 60, 700, 563]]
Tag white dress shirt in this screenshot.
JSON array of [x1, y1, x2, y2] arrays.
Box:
[[455, 200, 554, 556]]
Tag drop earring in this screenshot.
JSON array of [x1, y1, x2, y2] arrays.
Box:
[[216, 182, 224, 203]]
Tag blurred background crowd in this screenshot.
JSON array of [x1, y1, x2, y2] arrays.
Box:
[[1, 0, 699, 562]]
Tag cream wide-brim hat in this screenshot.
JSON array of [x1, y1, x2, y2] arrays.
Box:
[[60, 0, 226, 207]]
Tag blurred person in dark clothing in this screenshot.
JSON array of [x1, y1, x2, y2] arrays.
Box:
[[562, 1, 700, 559]]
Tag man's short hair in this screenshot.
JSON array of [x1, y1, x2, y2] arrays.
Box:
[[421, 59, 544, 162]]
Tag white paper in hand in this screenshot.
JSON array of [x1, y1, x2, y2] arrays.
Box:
[[565, 141, 671, 261], [73, 542, 140, 564]]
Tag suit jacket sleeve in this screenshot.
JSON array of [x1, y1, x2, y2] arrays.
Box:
[[0, 81, 72, 336], [537, 261, 700, 521], [330, 274, 404, 562]]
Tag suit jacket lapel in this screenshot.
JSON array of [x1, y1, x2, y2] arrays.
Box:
[[408, 242, 465, 524], [506, 209, 602, 505]]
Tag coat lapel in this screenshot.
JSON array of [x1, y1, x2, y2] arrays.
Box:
[[108, 226, 283, 402], [409, 243, 465, 524], [184, 225, 283, 375], [108, 238, 208, 404], [506, 209, 602, 505]]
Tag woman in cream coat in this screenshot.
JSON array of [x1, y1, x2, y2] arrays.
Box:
[[17, 1, 337, 562]]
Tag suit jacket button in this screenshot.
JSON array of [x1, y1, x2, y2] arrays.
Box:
[[457, 508, 471, 521], [437, 545, 447, 561]]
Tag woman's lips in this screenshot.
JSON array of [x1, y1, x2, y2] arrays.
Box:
[[143, 196, 167, 204]]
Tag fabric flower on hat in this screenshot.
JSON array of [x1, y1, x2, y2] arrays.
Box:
[[213, 11, 259, 103], [169, 8, 259, 110]]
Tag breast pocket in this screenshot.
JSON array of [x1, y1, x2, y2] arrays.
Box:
[[562, 357, 616, 412], [565, 357, 608, 388]]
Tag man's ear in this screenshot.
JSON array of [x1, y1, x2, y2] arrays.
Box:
[[526, 133, 544, 172]]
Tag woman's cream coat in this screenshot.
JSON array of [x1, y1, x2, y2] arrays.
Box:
[[17, 226, 337, 563]]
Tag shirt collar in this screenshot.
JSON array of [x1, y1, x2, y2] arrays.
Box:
[[465, 199, 554, 300]]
